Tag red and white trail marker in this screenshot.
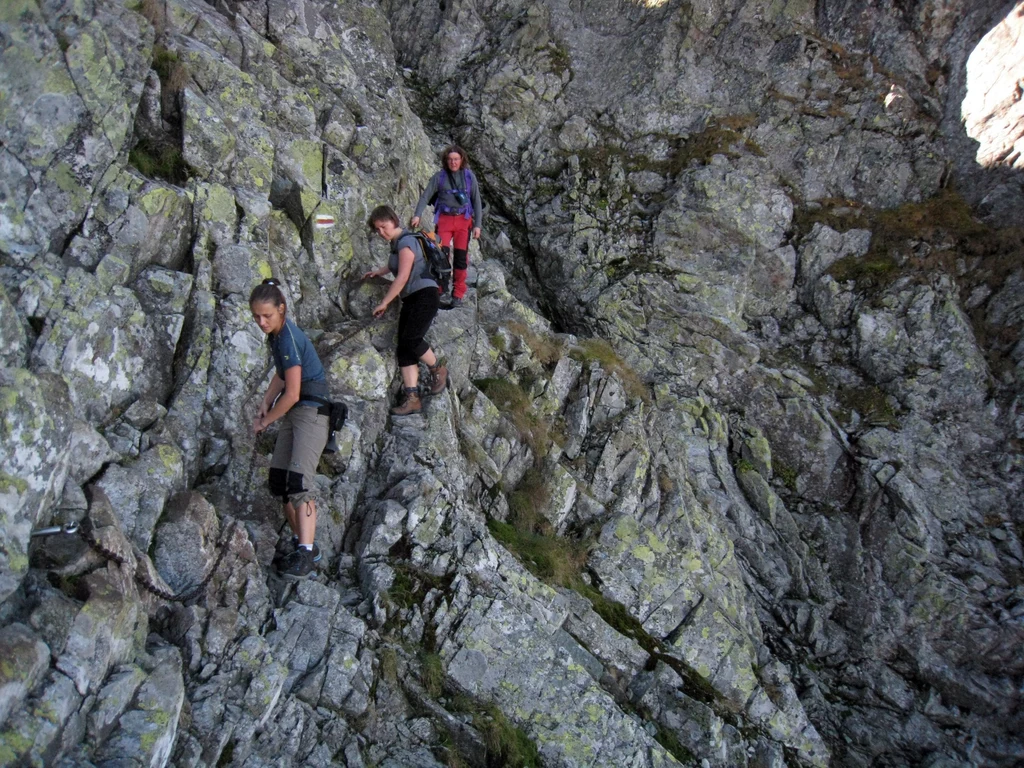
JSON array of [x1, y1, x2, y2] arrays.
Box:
[[313, 213, 335, 229]]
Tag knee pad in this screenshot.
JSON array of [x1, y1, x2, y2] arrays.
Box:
[[286, 470, 306, 495], [453, 248, 468, 270], [268, 468, 288, 498]]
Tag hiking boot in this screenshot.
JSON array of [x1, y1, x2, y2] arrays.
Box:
[[279, 547, 316, 580], [295, 537, 321, 562], [427, 364, 448, 396], [391, 387, 421, 416], [447, 296, 463, 308], [275, 537, 320, 565]]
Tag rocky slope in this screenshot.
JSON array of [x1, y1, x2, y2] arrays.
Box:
[[1, 0, 1022, 766]]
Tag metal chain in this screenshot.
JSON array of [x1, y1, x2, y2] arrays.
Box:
[[79, 518, 238, 604], [333, 315, 377, 344], [241, 436, 260, 515]]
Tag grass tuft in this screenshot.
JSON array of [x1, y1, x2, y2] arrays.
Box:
[[508, 321, 564, 367], [421, 652, 444, 697], [379, 647, 398, 684], [571, 338, 650, 403], [152, 44, 190, 92], [833, 383, 899, 428], [506, 468, 552, 535], [474, 378, 554, 458], [487, 518, 588, 589], [138, 0, 165, 33], [129, 137, 190, 184], [474, 704, 541, 768]]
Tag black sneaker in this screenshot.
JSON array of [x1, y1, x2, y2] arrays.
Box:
[[278, 536, 321, 563], [279, 547, 316, 580], [290, 536, 321, 562]]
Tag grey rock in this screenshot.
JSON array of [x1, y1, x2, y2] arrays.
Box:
[[0, 670, 83, 766], [86, 664, 147, 746], [67, 422, 118, 486], [2, 0, 1023, 766], [93, 443, 185, 552], [30, 285, 163, 424], [0, 369, 73, 603], [0, 623, 51, 727], [29, 587, 82, 658], [152, 492, 219, 594], [56, 566, 144, 697], [93, 645, 185, 768], [0, 285, 28, 368]]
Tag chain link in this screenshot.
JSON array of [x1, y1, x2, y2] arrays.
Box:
[[79, 518, 239, 604]]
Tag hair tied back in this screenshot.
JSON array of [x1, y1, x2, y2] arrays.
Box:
[[250, 278, 286, 309]]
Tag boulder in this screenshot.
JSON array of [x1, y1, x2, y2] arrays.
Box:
[[0, 369, 73, 603]]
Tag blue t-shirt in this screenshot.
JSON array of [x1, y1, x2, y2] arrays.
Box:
[[269, 318, 327, 407]]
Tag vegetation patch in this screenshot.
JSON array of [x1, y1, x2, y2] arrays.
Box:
[[790, 197, 871, 238], [774, 463, 798, 493], [474, 377, 555, 458], [675, 118, 764, 168], [832, 383, 899, 428], [421, 651, 445, 697], [379, 646, 398, 684], [488, 331, 507, 353], [436, 696, 541, 768], [506, 468, 552, 535], [216, 740, 235, 767], [507, 321, 564, 367], [137, 0, 166, 33], [570, 338, 650, 403], [735, 458, 756, 474], [129, 137, 190, 185], [874, 188, 988, 245], [382, 562, 454, 649], [487, 517, 588, 588], [826, 252, 900, 289], [474, 703, 541, 768], [651, 720, 697, 764], [152, 45, 190, 91], [544, 43, 572, 78]]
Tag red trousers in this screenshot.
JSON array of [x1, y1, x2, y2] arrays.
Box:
[[436, 214, 471, 299]]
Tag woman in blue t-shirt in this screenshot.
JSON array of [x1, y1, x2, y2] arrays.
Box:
[[249, 278, 328, 580], [363, 205, 448, 416]]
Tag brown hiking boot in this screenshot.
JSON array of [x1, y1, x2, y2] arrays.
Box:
[[428, 365, 448, 396], [391, 387, 421, 416]]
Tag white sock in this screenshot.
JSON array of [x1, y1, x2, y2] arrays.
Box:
[[300, 544, 313, 551]]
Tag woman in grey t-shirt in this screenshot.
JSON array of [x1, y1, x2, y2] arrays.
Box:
[[363, 205, 448, 415]]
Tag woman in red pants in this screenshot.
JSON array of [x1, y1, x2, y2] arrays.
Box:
[[410, 145, 483, 307]]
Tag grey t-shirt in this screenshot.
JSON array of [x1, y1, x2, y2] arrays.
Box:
[[389, 231, 438, 298]]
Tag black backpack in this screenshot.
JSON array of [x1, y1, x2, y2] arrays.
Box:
[[407, 230, 451, 295]]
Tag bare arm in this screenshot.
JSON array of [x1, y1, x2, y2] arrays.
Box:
[[253, 366, 303, 433], [412, 174, 440, 224], [362, 265, 390, 279], [373, 246, 414, 318], [258, 374, 286, 419]]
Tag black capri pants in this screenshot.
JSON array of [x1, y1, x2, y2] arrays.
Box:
[[396, 287, 440, 367]]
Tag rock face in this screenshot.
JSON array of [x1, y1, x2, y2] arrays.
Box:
[[962, 2, 1024, 171], [1, 0, 1022, 767]]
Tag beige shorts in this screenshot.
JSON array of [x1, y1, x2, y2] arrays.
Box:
[[271, 406, 329, 507]]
